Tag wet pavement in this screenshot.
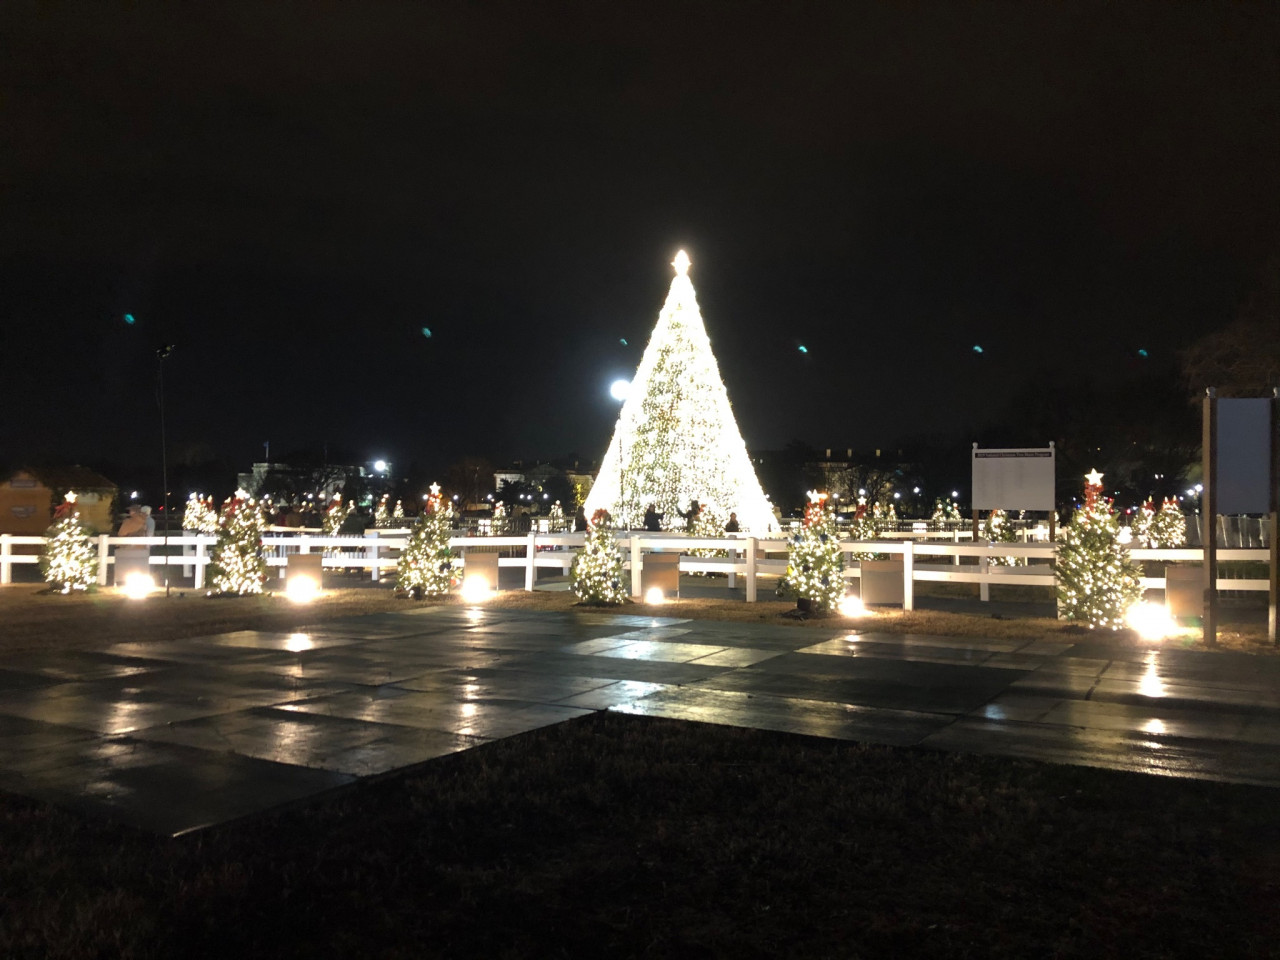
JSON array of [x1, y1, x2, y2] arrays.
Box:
[[3, 605, 1280, 835]]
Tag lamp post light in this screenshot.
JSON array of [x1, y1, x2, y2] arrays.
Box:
[[156, 344, 176, 597]]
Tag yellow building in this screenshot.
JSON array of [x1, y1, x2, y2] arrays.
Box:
[[0, 466, 118, 535]]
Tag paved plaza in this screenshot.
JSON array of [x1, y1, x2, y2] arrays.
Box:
[[2, 605, 1280, 835]]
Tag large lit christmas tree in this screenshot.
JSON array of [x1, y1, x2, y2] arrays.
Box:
[[397, 483, 457, 598], [41, 493, 97, 592], [780, 492, 845, 614], [584, 250, 775, 532], [570, 509, 628, 604], [1055, 470, 1142, 629], [209, 492, 268, 595]]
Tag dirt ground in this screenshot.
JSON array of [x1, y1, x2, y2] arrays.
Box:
[[1, 578, 1273, 657]]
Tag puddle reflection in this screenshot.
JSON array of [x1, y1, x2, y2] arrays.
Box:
[[285, 633, 315, 653], [1139, 651, 1166, 699]]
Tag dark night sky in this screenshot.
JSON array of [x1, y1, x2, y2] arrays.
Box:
[[3, 1, 1278, 479]]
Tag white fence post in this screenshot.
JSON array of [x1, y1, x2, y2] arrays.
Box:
[[902, 539, 914, 611], [97, 534, 111, 586], [525, 531, 537, 591], [745, 536, 757, 603], [980, 552, 990, 602], [0, 534, 10, 586], [367, 532, 379, 582], [195, 535, 207, 589], [630, 534, 643, 598]]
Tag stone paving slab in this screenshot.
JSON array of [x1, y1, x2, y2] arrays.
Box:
[[1, 734, 354, 836], [614, 688, 955, 746], [4, 606, 1280, 836]]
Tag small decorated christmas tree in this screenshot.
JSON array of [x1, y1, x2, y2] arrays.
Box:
[[548, 499, 566, 532], [397, 483, 456, 598], [393, 499, 405, 520], [1055, 470, 1142, 629], [322, 494, 352, 536], [570, 509, 628, 604], [375, 494, 390, 524], [1150, 497, 1188, 548], [183, 493, 219, 535], [781, 491, 845, 615], [40, 493, 97, 592], [490, 500, 508, 536], [1129, 498, 1157, 547], [209, 492, 267, 595], [847, 497, 880, 561], [981, 508, 1023, 566]]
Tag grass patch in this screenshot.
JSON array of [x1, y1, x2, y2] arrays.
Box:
[[3, 712, 1280, 958]]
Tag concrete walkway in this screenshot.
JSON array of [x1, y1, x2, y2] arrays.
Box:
[[2, 605, 1279, 835]]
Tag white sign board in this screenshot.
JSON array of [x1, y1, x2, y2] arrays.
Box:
[[972, 445, 1055, 511], [1217, 398, 1273, 515]]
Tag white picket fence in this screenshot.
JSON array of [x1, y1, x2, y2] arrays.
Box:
[[0, 530, 1270, 610]]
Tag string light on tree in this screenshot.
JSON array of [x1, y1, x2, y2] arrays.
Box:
[[1130, 497, 1158, 547], [183, 493, 219, 535], [1055, 470, 1142, 629], [548, 499, 566, 532], [981, 508, 1022, 566], [780, 491, 845, 615], [570, 509, 629, 605], [40, 492, 96, 593], [584, 250, 774, 531], [397, 482, 457, 598], [209, 492, 268, 595], [1150, 497, 1188, 548], [322, 494, 352, 536]]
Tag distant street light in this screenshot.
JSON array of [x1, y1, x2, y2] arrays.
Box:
[[609, 379, 631, 401]]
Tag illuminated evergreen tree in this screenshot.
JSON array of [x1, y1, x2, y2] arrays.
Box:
[[584, 250, 774, 531], [847, 497, 880, 561], [571, 509, 628, 604], [1055, 470, 1142, 629], [1129, 498, 1157, 547], [393, 499, 405, 520], [375, 495, 390, 524], [322, 494, 351, 536], [209, 493, 267, 595], [1150, 497, 1188, 548], [183, 494, 219, 535], [488, 500, 508, 536], [40, 494, 96, 592], [397, 484, 456, 597], [548, 499, 566, 532], [781, 492, 845, 614], [981, 508, 1023, 566]]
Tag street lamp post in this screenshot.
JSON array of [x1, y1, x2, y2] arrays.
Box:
[[156, 344, 175, 596]]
